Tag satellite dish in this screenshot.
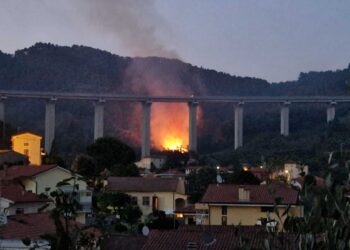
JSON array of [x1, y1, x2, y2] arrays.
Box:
[[216, 174, 223, 184], [0, 212, 7, 225], [142, 225, 150, 236], [202, 231, 216, 246]]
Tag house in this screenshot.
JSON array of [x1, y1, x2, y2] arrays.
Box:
[[106, 177, 187, 220], [135, 155, 166, 169], [272, 161, 309, 182], [284, 161, 309, 180], [0, 213, 100, 250], [0, 184, 51, 215], [155, 169, 186, 179], [142, 225, 298, 250], [197, 182, 302, 229], [0, 150, 28, 167], [291, 175, 325, 190], [11, 132, 42, 165], [0, 165, 92, 224], [250, 166, 271, 181]]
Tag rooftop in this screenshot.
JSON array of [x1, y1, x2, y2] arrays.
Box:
[[201, 183, 299, 205], [0, 213, 100, 240], [142, 225, 298, 250], [106, 177, 184, 193], [0, 185, 46, 203], [0, 164, 58, 179]]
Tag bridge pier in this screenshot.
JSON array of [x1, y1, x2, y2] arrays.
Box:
[[45, 98, 56, 154], [0, 97, 5, 122], [327, 101, 336, 123], [141, 101, 152, 158], [280, 101, 290, 136], [188, 102, 198, 152], [234, 102, 244, 149], [94, 99, 105, 140]]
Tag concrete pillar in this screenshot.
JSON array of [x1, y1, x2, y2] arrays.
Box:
[[141, 101, 152, 158], [234, 102, 244, 149], [280, 101, 290, 136], [0, 97, 6, 142], [327, 101, 336, 123], [188, 102, 198, 152], [94, 99, 105, 140], [0, 97, 5, 123], [45, 98, 56, 154]]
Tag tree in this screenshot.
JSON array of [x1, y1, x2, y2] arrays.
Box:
[[41, 176, 99, 250], [186, 167, 217, 203], [110, 163, 140, 177], [86, 137, 136, 174], [71, 154, 97, 178], [226, 170, 261, 185], [96, 192, 142, 227]]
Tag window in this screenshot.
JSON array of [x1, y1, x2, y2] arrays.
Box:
[[16, 208, 24, 214], [142, 196, 150, 206], [261, 207, 274, 213], [221, 206, 227, 226], [221, 206, 227, 215], [222, 216, 227, 226], [131, 197, 138, 205], [24, 142, 29, 146], [24, 149, 29, 156]]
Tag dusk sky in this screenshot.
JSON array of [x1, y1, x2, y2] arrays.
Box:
[[1, 0, 349, 82]]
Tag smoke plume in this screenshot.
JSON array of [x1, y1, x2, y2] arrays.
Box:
[[79, 0, 178, 58], [78, 0, 204, 151]]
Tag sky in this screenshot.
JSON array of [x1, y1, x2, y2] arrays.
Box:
[[0, 0, 349, 82]]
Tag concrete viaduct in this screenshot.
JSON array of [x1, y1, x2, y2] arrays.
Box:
[[0, 90, 344, 157]]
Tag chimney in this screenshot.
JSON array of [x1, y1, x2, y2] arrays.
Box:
[[238, 187, 250, 201]]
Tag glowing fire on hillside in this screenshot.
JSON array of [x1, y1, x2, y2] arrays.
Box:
[[151, 103, 189, 153]]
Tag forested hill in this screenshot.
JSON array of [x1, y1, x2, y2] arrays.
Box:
[[1, 43, 350, 169], [1, 43, 349, 96]]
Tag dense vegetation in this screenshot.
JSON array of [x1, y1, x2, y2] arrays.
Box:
[[1, 43, 350, 170]]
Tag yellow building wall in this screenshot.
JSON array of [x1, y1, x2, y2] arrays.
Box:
[[125, 191, 187, 220], [208, 205, 303, 228], [12, 133, 42, 165], [22, 178, 37, 193]]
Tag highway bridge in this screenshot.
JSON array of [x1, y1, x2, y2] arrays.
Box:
[[0, 90, 344, 157]]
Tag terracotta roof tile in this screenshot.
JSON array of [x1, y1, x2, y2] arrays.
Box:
[[106, 177, 181, 193], [0, 213, 100, 240], [201, 183, 298, 205], [0, 165, 58, 180], [0, 185, 45, 203], [142, 225, 298, 250]]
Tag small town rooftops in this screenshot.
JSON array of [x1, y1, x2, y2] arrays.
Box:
[[0, 185, 45, 203], [201, 182, 298, 205], [0, 164, 58, 179], [11, 132, 42, 139], [0, 213, 100, 240], [106, 177, 184, 193], [142, 225, 298, 250]]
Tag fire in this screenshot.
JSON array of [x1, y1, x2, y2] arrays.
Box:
[[151, 103, 189, 152], [163, 135, 188, 153]]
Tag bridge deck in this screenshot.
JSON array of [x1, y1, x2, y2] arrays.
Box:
[[1, 90, 350, 103]]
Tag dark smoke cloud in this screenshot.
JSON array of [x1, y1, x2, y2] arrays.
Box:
[[77, 0, 178, 58]]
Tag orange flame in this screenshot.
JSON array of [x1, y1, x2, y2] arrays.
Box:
[[151, 103, 189, 152]]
